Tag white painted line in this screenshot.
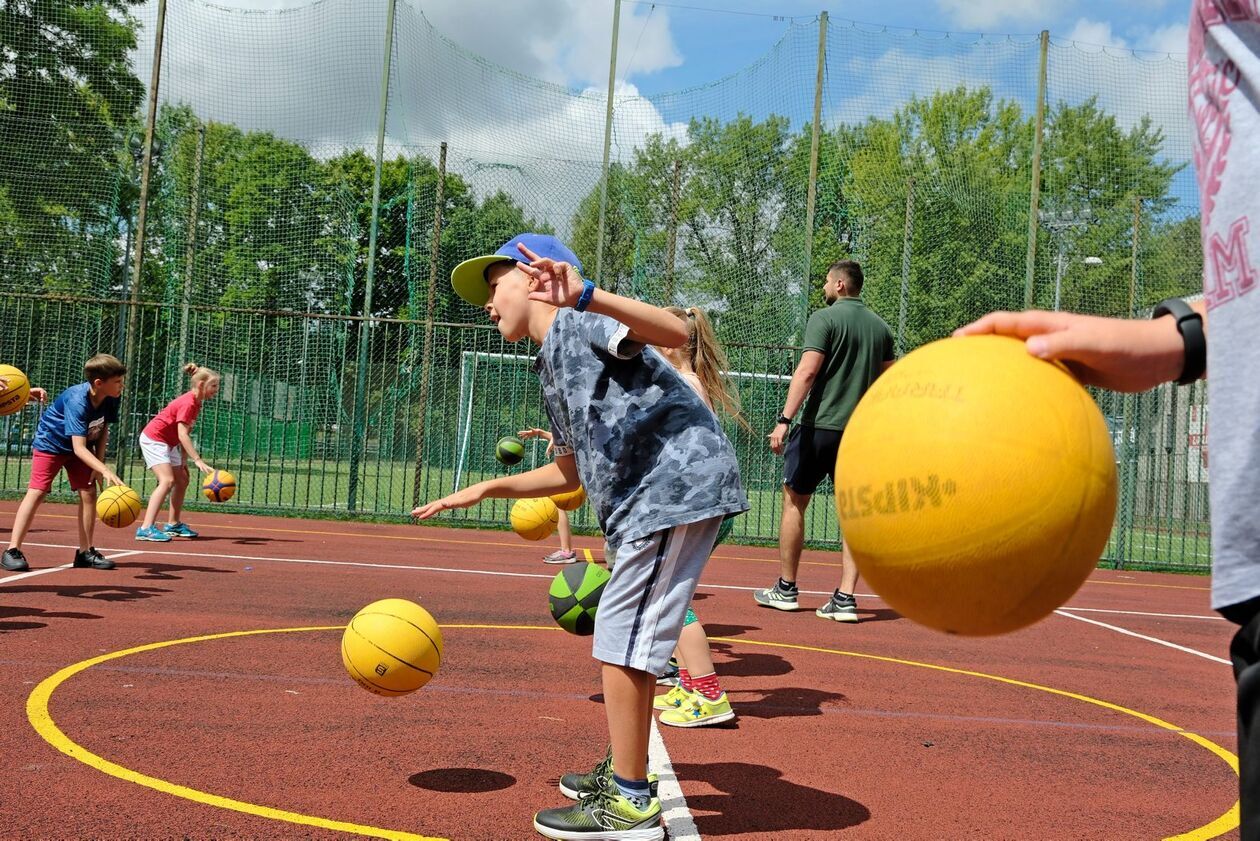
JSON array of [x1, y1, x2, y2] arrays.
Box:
[[1054, 609, 1230, 665], [104, 550, 144, 560], [0, 563, 73, 583], [1057, 606, 1222, 621], [649, 718, 700, 841]]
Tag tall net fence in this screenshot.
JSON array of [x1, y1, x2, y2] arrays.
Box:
[[0, 0, 1206, 569]]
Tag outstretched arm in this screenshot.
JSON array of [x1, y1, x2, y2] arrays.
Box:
[[412, 454, 580, 519]]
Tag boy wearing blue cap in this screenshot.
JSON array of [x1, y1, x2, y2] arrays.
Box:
[[414, 233, 748, 840]]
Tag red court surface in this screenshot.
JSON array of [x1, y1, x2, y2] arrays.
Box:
[[0, 502, 1239, 840]]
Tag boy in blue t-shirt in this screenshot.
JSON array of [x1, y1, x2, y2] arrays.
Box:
[[1, 354, 127, 573], [414, 234, 748, 841]]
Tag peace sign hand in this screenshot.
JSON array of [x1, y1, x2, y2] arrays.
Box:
[[516, 242, 585, 308]]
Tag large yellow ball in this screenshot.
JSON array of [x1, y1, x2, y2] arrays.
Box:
[[836, 335, 1117, 636], [0, 364, 31, 416], [341, 598, 443, 697], [96, 485, 143, 528], [549, 486, 586, 511], [510, 497, 559, 541]]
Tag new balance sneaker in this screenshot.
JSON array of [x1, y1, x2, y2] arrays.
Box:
[[162, 522, 199, 538], [535, 778, 663, 841], [2, 548, 30, 572], [658, 691, 735, 728], [816, 592, 859, 623], [753, 582, 800, 611], [559, 748, 658, 801], [73, 547, 114, 570], [653, 684, 693, 712], [543, 549, 578, 565], [655, 657, 680, 687], [135, 525, 172, 543]]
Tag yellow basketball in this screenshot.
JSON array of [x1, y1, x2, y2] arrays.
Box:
[[510, 497, 559, 541], [96, 485, 143, 529], [202, 469, 236, 502], [549, 486, 586, 511], [341, 598, 443, 697], [835, 335, 1117, 636], [0, 364, 31, 416]]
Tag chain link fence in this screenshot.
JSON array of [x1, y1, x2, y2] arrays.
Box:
[[0, 0, 1206, 568]]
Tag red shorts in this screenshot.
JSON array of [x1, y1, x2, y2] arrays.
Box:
[[29, 449, 94, 493]]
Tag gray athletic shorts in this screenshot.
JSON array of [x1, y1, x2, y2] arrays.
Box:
[[593, 516, 722, 674]]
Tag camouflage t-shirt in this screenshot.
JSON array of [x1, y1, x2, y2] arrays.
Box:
[[534, 309, 749, 545]]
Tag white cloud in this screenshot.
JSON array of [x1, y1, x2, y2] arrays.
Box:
[[937, 0, 1063, 30], [1136, 22, 1189, 55], [1063, 18, 1127, 49]]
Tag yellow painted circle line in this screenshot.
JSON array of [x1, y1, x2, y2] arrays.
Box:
[[714, 636, 1238, 841], [29, 624, 1233, 840], [26, 625, 544, 841]]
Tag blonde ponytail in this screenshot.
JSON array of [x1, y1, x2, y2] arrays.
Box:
[[665, 306, 751, 432]]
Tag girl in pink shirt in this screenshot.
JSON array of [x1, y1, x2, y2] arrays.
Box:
[[136, 363, 220, 542]]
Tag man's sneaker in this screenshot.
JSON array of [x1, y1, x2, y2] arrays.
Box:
[[73, 547, 114, 570], [659, 691, 736, 729], [535, 777, 663, 841], [135, 525, 172, 543], [655, 658, 680, 686], [2, 548, 30, 572], [559, 748, 658, 801], [162, 522, 199, 538], [753, 583, 800, 611], [816, 592, 859, 623], [543, 549, 578, 565], [653, 684, 693, 712]]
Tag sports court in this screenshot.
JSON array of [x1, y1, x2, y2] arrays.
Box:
[[1, 501, 1237, 840]]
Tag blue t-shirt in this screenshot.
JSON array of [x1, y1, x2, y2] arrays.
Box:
[[31, 383, 120, 455], [534, 309, 749, 546]]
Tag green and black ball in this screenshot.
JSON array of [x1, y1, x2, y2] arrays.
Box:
[[715, 514, 735, 548], [548, 562, 611, 636], [495, 435, 525, 466]]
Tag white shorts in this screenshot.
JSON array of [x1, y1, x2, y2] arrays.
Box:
[[139, 432, 184, 469]]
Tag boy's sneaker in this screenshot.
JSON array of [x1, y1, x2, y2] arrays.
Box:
[[659, 691, 736, 729], [73, 547, 114, 570], [536, 776, 663, 840], [2, 548, 30, 572], [753, 582, 800, 611], [653, 684, 693, 712], [162, 522, 199, 539], [816, 592, 859, 623], [543, 549, 578, 565], [559, 748, 658, 801], [135, 525, 172, 543], [655, 658, 680, 686]]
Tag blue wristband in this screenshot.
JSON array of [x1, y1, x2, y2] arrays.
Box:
[[574, 279, 596, 312]]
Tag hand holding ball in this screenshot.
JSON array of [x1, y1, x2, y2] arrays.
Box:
[[97, 485, 143, 528]]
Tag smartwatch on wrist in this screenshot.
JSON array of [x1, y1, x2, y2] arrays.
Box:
[[574, 279, 596, 312], [1151, 298, 1206, 385], [776, 415, 792, 427]]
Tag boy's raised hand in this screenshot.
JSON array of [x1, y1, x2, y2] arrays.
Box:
[[517, 243, 583, 308]]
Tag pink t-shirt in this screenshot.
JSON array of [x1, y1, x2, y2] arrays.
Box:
[[143, 392, 201, 448]]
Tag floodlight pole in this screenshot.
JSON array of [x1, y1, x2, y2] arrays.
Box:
[[594, 0, 623, 288], [347, 0, 397, 512], [1024, 30, 1049, 309], [800, 11, 828, 342]]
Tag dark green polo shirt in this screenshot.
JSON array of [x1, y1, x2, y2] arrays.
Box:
[[799, 297, 895, 431]]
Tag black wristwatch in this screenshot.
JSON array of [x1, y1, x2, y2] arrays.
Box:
[[776, 415, 792, 427], [1152, 298, 1206, 385]]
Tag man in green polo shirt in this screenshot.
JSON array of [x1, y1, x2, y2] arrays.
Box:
[[755, 260, 894, 621]]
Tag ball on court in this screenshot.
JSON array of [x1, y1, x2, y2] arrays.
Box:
[[495, 435, 525, 466], [202, 469, 236, 503], [835, 335, 1117, 636], [96, 485, 142, 529], [341, 598, 443, 697], [511, 497, 558, 541], [549, 486, 586, 511], [0, 364, 31, 416], [548, 562, 611, 635]]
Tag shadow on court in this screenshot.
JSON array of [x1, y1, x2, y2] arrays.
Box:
[[0, 584, 170, 602], [409, 768, 516, 793], [710, 641, 793, 678], [672, 761, 869, 835], [114, 561, 238, 581], [0, 604, 103, 633], [178, 536, 302, 546], [734, 686, 848, 719]]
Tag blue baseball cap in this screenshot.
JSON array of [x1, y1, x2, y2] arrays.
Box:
[[450, 233, 584, 307]]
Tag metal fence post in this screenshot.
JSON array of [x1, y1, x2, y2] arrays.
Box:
[[594, 0, 622, 288], [799, 11, 828, 341], [1023, 30, 1049, 310], [413, 141, 447, 509]]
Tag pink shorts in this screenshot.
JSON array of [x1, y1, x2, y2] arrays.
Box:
[[29, 449, 94, 493]]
